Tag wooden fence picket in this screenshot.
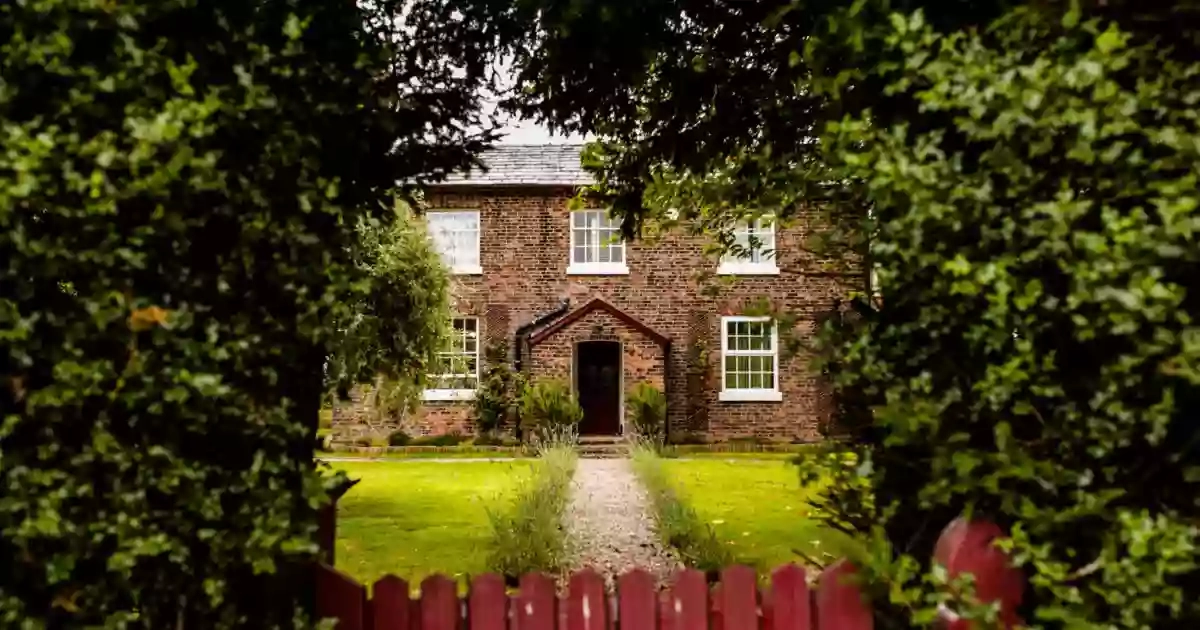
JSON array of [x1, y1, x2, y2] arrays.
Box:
[[421, 574, 459, 630], [468, 573, 508, 630], [314, 517, 1023, 630], [934, 518, 1024, 629], [371, 575, 409, 630], [720, 565, 759, 630], [617, 569, 656, 630], [769, 565, 810, 630], [516, 572, 556, 630], [317, 564, 366, 630], [816, 559, 872, 630], [666, 569, 709, 630], [566, 569, 607, 630]]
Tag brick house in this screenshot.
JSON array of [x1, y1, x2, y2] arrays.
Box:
[[337, 144, 851, 443]]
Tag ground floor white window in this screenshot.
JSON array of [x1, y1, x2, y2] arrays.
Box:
[[423, 317, 479, 401], [719, 316, 782, 402]]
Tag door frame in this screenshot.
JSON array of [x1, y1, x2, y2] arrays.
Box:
[[571, 340, 624, 435]]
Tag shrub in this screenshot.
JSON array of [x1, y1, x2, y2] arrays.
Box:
[[473, 341, 525, 436], [472, 434, 512, 447], [630, 446, 731, 572], [805, 9, 1200, 627], [519, 379, 583, 443], [627, 382, 667, 446], [409, 432, 469, 447], [387, 430, 411, 447], [668, 431, 708, 446], [0, 0, 511, 624], [487, 444, 577, 577]]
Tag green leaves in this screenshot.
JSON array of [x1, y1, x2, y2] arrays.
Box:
[[0, 0, 498, 627], [811, 7, 1200, 628]]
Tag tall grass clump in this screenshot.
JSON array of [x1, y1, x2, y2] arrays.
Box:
[[630, 444, 731, 572], [486, 432, 578, 578]]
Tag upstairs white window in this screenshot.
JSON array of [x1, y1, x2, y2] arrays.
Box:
[[427, 210, 481, 274], [423, 317, 479, 401], [568, 209, 628, 274], [719, 316, 782, 402], [717, 218, 779, 275]]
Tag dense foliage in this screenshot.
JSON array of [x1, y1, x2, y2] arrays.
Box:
[[1, 0, 499, 626], [471, 0, 1200, 627], [518, 379, 583, 443], [627, 382, 667, 446], [806, 11, 1200, 627], [473, 341, 526, 436], [326, 205, 450, 401]]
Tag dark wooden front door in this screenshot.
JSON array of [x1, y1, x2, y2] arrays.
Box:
[[576, 341, 621, 435]]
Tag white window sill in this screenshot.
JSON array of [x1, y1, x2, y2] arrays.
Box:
[[717, 262, 780, 276], [719, 389, 783, 402], [450, 265, 483, 276], [566, 263, 629, 275], [422, 389, 476, 402]]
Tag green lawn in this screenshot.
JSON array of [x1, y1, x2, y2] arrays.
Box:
[[660, 459, 853, 572], [331, 460, 532, 587]]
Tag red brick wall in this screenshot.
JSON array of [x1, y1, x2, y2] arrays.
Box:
[[397, 185, 855, 443], [529, 307, 667, 432]]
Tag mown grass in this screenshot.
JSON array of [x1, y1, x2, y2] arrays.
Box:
[[659, 458, 854, 572], [331, 460, 532, 587], [486, 444, 578, 578]]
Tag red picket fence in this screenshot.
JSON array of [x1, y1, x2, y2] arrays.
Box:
[[316, 518, 1024, 630]]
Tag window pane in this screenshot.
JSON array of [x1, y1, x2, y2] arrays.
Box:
[[427, 212, 480, 269], [749, 372, 763, 389], [725, 372, 737, 389], [736, 373, 751, 389], [610, 243, 624, 263]]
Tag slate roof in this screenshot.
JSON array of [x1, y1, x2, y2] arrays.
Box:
[[436, 144, 591, 186]]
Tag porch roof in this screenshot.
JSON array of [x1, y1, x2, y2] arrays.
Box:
[[527, 297, 671, 348]]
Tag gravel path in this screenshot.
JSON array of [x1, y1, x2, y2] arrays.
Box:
[[563, 459, 681, 588]]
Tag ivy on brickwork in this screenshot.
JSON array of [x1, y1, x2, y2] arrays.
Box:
[[0, 0, 500, 626], [474, 341, 527, 437]]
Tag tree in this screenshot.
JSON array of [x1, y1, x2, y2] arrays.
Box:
[[326, 204, 451, 442], [807, 11, 1200, 627], [472, 0, 1200, 626], [1, 0, 500, 626]]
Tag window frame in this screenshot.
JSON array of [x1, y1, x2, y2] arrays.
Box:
[[426, 209, 483, 275], [716, 218, 780, 276], [567, 209, 629, 275], [422, 316, 480, 401], [718, 315, 783, 402]]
